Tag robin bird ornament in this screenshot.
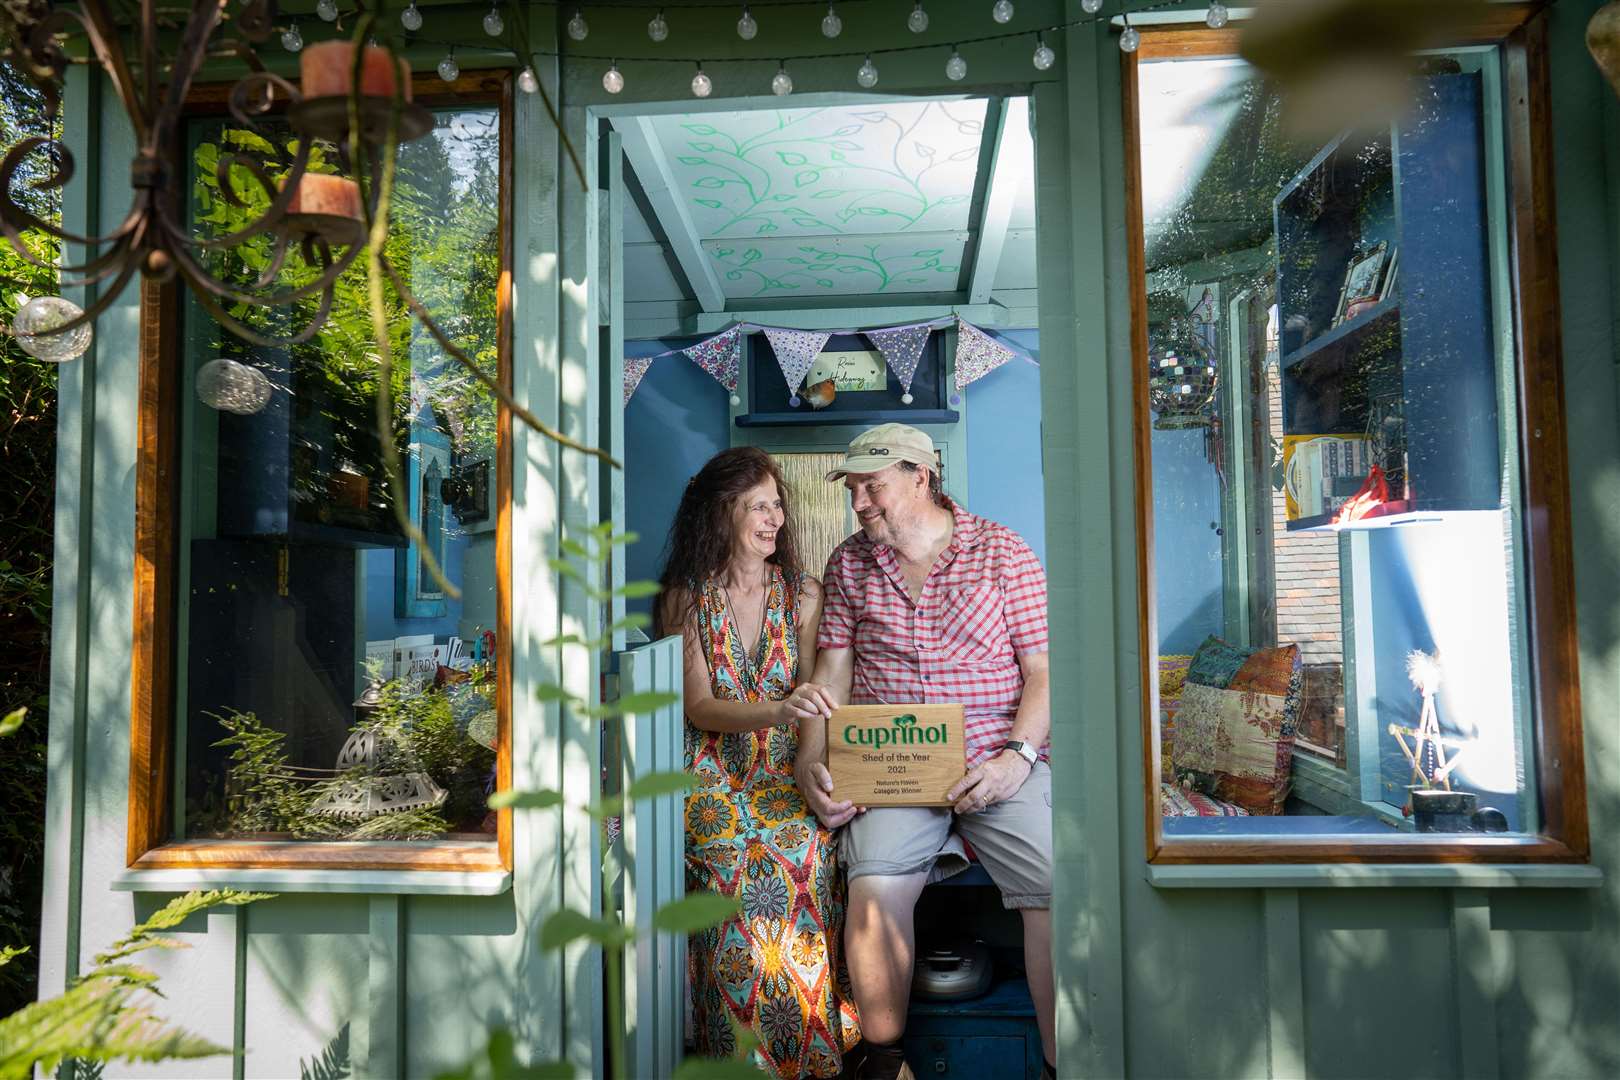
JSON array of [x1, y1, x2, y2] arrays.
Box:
[[802, 377, 837, 410]]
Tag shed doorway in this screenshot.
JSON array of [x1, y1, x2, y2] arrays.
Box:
[[605, 91, 1051, 1079]]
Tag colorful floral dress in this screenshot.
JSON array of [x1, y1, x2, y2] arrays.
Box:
[[685, 566, 859, 1078]]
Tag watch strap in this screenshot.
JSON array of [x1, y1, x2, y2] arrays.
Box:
[[1003, 740, 1038, 765]]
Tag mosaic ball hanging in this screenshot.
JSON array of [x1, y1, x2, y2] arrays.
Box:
[[1147, 320, 1218, 430]]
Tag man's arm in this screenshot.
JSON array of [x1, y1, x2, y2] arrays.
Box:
[[795, 644, 857, 829], [1007, 650, 1051, 750]]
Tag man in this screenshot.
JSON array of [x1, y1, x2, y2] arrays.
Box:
[[790, 423, 1054, 1080]]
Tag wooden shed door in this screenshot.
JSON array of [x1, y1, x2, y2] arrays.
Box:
[[618, 635, 687, 1077]]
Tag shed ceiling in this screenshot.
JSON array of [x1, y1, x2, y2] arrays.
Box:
[[617, 96, 1036, 311]]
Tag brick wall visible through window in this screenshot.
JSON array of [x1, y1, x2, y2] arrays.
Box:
[[1267, 360, 1346, 763]]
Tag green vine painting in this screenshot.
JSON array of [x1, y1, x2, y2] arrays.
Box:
[[651, 102, 985, 297]]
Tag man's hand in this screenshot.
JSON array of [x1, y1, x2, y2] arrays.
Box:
[[947, 750, 1033, 815], [795, 760, 860, 830]]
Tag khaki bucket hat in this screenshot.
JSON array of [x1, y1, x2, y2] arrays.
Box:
[[825, 423, 938, 480]]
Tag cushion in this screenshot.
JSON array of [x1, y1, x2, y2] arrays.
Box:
[[1158, 654, 1193, 784], [1160, 782, 1250, 818], [1170, 636, 1301, 815]]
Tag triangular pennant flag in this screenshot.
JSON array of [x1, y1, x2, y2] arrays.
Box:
[[762, 327, 831, 401], [864, 322, 932, 403], [623, 355, 655, 406], [682, 325, 743, 403], [954, 319, 1015, 392]]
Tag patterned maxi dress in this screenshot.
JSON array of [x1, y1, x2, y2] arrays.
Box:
[[685, 566, 859, 1078]]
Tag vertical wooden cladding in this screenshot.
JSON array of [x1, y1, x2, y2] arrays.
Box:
[[128, 72, 516, 873], [1124, 8, 1588, 864]]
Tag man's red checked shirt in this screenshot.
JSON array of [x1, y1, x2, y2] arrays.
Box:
[[817, 501, 1049, 768]]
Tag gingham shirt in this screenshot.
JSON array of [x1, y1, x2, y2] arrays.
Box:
[[818, 501, 1049, 768]]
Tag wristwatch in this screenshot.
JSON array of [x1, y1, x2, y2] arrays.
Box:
[[1002, 740, 1039, 766]]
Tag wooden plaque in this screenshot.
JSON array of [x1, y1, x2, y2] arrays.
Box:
[[824, 704, 966, 807]]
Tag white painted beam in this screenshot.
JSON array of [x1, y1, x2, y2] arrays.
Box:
[[968, 97, 1033, 305], [612, 115, 728, 313]]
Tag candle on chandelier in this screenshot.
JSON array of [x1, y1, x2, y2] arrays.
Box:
[[288, 173, 364, 219], [300, 41, 413, 100]]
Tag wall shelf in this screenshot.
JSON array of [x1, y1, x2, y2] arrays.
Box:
[[735, 408, 959, 428], [1280, 297, 1401, 372]]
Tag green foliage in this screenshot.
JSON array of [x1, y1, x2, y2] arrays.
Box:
[[0, 890, 271, 1080], [0, 708, 21, 737], [298, 1022, 351, 1080], [0, 62, 60, 1019]]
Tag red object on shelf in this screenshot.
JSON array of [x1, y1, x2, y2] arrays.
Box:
[[1332, 464, 1390, 525]]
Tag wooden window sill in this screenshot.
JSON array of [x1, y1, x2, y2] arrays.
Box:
[[1146, 862, 1602, 890], [111, 866, 511, 896], [130, 839, 507, 874]]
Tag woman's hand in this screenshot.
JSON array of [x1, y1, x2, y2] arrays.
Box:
[[776, 682, 838, 727]]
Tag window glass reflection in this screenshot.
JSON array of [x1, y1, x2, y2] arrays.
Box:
[[178, 108, 503, 842], [1140, 54, 1534, 836]]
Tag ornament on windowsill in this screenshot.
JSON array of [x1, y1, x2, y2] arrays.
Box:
[[306, 723, 448, 820], [802, 377, 837, 410], [1388, 650, 1477, 823]]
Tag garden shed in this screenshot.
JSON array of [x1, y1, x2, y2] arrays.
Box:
[[22, 1, 1620, 1077]]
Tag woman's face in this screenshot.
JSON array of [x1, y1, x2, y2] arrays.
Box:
[[730, 477, 784, 564]]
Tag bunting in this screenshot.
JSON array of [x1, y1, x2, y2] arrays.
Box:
[[762, 327, 831, 404], [623, 355, 655, 406], [864, 322, 932, 404], [954, 320, 1017, 393], [682, 325, 744, 404]]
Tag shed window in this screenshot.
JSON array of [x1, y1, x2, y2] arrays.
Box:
[[129, 84, 511, 871], [1126, 19, 1587, 862]]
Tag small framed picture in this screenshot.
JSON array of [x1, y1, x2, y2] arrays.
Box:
[[1334, 241, 1389, 325]]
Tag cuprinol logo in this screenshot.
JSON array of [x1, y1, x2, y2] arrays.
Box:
[[842, 713, 947, 748]]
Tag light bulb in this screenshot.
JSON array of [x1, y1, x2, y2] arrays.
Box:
[[1206, 3, 1229, 29], [737, 5, 757, 40], [603, 63, 624, 94], [567, 9, 588, 41], [10, 296, 91, 362], [196, 359, 273, 415], [649, 9, 669, 42], [281, 23, 303, 52], [993, 0, 1015, 24], [691, 64, 712, 97], [908, 1, 929, 33], [1032, 35, 1055, 70], [1082, 0, 1104, 13], [401, 3, 422, 31], [518, 66, 539, 94], [316, 0, 337, 23], [945, 48, 967, 81], [822, 3, 842, 38], [438, 52, 459, 82], [483, 4, 503, 37], [1119, 24, 1140, 53], [857, 54, 878, 88], [772, 63, 793, 96]]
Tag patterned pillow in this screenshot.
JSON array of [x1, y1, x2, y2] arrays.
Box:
[[1171, 636, 1302, 815], [1160, 781, 1250, 818], [1158, 654, 1193, 784]]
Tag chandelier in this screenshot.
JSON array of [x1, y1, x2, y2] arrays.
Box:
[[0, 0, 607, 460]]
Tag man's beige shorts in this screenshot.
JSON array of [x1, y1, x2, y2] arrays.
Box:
[[841, 762, 1052, 909]]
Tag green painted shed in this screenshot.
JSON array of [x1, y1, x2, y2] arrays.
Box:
[[31, 2, 1619, 1077]]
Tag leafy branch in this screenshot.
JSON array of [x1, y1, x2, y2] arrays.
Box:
[[0, 890, 273, 1080]]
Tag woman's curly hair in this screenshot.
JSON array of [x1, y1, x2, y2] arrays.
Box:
[[654, 446, 803, 636]]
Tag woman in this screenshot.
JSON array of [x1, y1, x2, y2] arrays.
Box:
[[656, 447, 859, 1078]]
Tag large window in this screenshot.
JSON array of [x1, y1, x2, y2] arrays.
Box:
[[128, 78, 511, 871], [1127, 16, 1586, 861]]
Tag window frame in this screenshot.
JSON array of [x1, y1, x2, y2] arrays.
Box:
[[1125, 7, 1590, 865], [126, 70, 516, 874]]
